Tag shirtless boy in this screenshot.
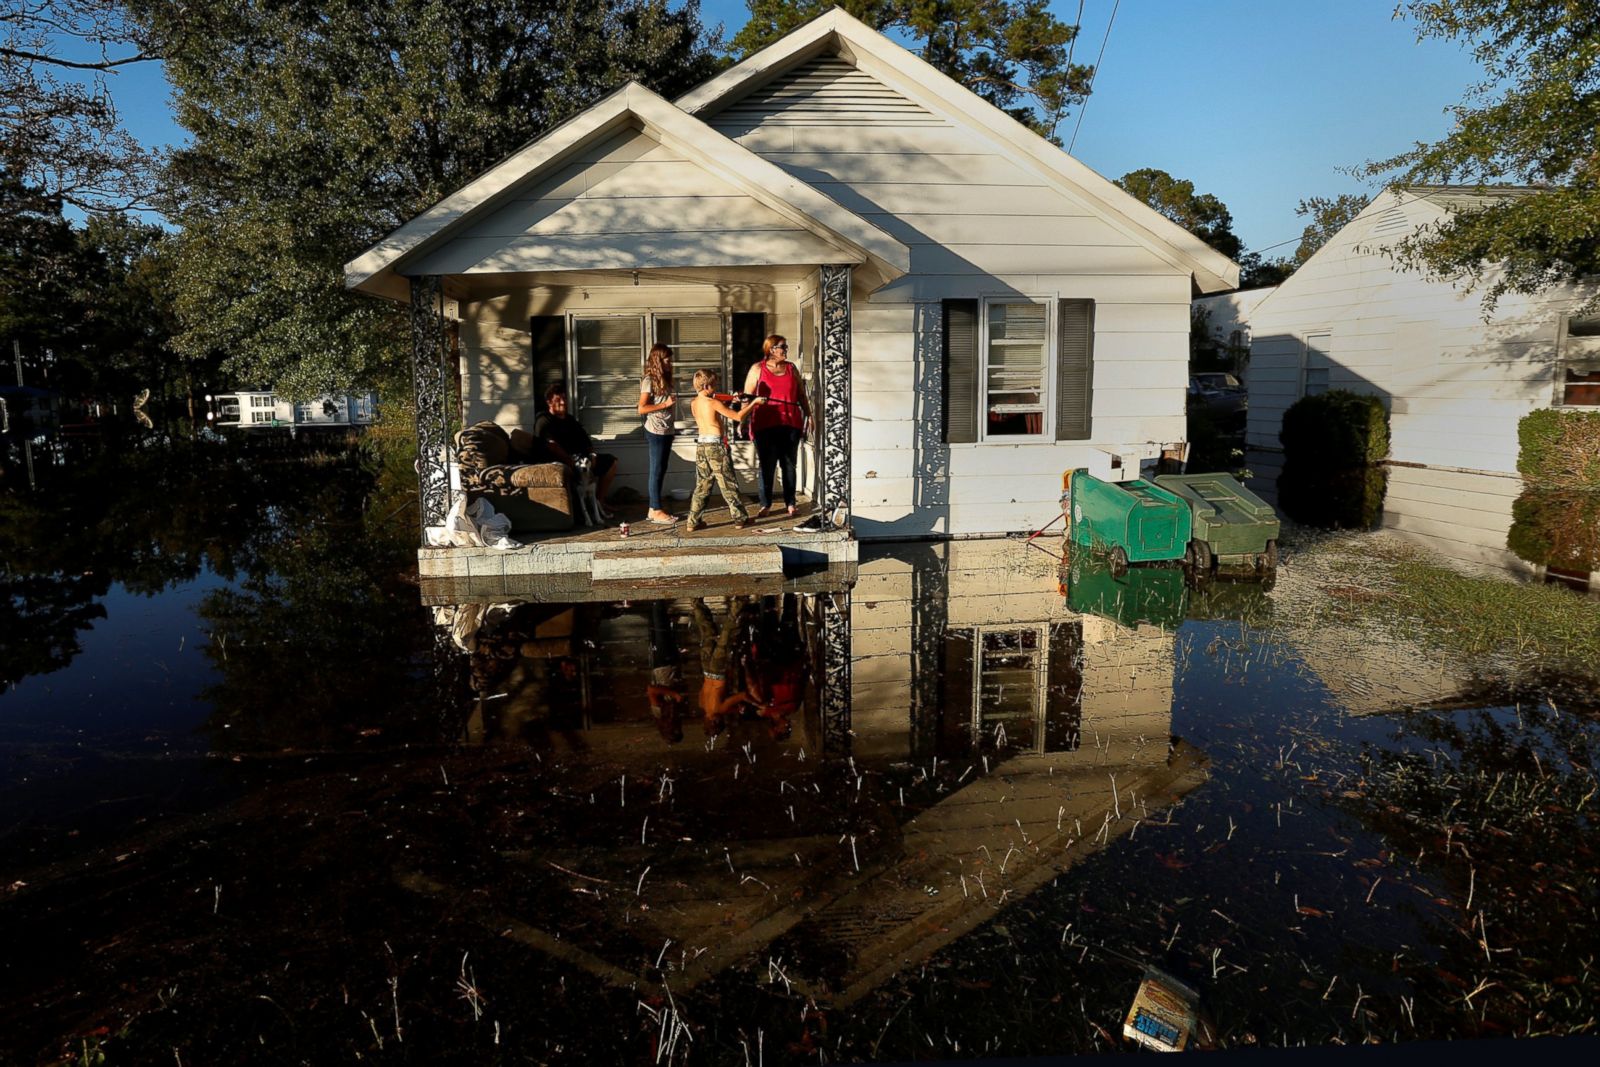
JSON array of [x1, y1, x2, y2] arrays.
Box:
[[686, 369, 764, 531]]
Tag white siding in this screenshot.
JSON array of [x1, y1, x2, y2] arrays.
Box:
[[1240, 188, 1588, 571], [408, 128, 846, 276], [709, 51, 1192, 538]]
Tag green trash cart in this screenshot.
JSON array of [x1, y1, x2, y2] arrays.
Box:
[[1154, 472, 1280, 575], [1065, 469, 1193, 575]]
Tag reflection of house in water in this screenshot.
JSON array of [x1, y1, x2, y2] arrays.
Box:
[[418, 543, 1204, 1005]]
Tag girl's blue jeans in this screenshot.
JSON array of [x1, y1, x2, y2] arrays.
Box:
[[646, 430, 674, 510]]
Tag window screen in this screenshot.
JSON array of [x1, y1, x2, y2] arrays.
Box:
[[655, 315, 722, 420], [986, 302, 1047, 436], [574, 316, 645, 437]]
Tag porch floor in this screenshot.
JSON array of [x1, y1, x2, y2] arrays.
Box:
[[417, 494, 855, 583]]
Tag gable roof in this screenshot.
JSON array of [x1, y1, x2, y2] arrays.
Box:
[[345, 81, 909, 299], [678, 8, 1239, 293], [1408, 184, 1543, 213]]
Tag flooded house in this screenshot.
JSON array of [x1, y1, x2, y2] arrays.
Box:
[[346, 7, 1238, 567], [1235, 187, 1599, 573]]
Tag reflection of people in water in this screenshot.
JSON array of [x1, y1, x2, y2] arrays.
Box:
[[747, 594, 807, 740], [646, 601, 686, 744], [694, 596, 757, 735]]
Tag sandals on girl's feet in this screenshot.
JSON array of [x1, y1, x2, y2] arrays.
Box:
[[647, 510, 677, 525], [754, 505, 770, 518], [786, 505, 798, 518]]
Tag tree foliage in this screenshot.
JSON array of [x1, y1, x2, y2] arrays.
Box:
[[0, 0, 157, 215], [0, 169, 183, 397], [1113, 167, 1243, 260], [1292, 193, 1368, 266], [1362, 0, 1600, 308], [134, 0, 719, 398], [730, 1, 1092, 140]]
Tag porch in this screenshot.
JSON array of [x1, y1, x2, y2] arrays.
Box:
[[417, 494, 856, 584]]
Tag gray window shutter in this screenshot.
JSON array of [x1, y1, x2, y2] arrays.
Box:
[[1055, 299, 1094, 440], [943, 299, 979, 444], [530, 315, 566, 414]]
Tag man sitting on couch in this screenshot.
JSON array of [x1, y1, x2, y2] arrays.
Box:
[[533, 381, 618, 510]]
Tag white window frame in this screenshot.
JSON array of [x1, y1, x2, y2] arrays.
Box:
[[1556, 312, 1600, 408], [977, 296, 1056, 444], [566, 309, 733, 439], [1300, 331, 1332, 398]]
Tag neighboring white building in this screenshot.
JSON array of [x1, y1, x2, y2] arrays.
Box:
[[1240, 186, 1599, 572], [206, 391, 379, 431], [348, 8, 1237, 541], [1192, 285, 1277, 375]]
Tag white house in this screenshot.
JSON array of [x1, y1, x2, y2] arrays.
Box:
[[1241, 186, 1599, 571], [1193, 285, 1277, 374], [348, 8, 1237, 545]]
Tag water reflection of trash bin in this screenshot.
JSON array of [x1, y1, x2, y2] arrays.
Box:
[[1060, 551, 1188, 630]]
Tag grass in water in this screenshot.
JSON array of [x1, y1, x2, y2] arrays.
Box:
[[1383, 558, 1600, 679]]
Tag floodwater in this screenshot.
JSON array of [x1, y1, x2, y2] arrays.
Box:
[[2, 436, 1598, 1065]]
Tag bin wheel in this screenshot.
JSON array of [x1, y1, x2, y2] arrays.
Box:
[[1186, 539, 1214, 574], [1258, 539, 1279, 575], [1108, 546, 1129, 577]]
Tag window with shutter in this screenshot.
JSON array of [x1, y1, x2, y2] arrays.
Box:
[[530, 315, 566, 414], [573, 316, 645, 437], [942, 299, 979, 443], [984, 302, 1048, 437], [655, 314, 722, 421], [1056, 299, 1094, 440]]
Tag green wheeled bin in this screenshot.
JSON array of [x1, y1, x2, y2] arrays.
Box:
[[1154, 472, 1280, 576], [1065, 469, 1193, 575]]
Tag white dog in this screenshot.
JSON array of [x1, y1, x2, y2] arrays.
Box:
[[572, 453, 613, 527]]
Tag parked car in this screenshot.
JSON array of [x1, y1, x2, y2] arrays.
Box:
[[1188, 372, 1246, 424]]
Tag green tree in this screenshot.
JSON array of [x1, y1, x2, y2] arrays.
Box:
[[1361, 0, 1600, 309], [133, 0, 719, 398], [0, 171, 81, 383], [730, 1, 1092, 140], [1292, 193, 1368, 266], [1113, 167, 1244, 260]]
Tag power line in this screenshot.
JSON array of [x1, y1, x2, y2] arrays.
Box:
[[1068, 0, 1120, 155]]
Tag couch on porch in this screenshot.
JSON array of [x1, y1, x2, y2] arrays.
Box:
[[454, 421, 574, 532]]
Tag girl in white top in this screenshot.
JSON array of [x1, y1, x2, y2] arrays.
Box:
[[638, 343, 678, 524]]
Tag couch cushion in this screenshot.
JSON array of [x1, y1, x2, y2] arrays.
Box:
[[457, 421, 510, 474]]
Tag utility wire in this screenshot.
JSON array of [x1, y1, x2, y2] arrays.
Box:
[[1068, 0, 1120, 155]]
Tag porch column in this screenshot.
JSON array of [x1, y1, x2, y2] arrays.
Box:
[[818, 263, 852, 531], [408, 274, 453, 538]]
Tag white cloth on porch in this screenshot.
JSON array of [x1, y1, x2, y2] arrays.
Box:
[[425, 496, 520, 550]]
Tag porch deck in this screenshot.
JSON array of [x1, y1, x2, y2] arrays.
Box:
[[417, 496, 855, 583]]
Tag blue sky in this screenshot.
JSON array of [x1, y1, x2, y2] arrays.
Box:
[[99, 0, 1483, 259]]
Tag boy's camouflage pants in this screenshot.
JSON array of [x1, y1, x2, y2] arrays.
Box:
[[688, 441, 749, 524]]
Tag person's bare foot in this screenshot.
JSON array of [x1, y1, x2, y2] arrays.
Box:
[[754, 505, 770, 518], [647, 509, 676, 524]]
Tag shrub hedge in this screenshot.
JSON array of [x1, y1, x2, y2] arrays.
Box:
[[1507, 490, 1600, 572], [1517, 409, 1600, 491], [1278, 462, 1388, 530], [1279, 390, 1390, 469]]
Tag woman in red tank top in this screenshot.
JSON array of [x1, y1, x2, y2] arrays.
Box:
[[741, 334, 811, 517]]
